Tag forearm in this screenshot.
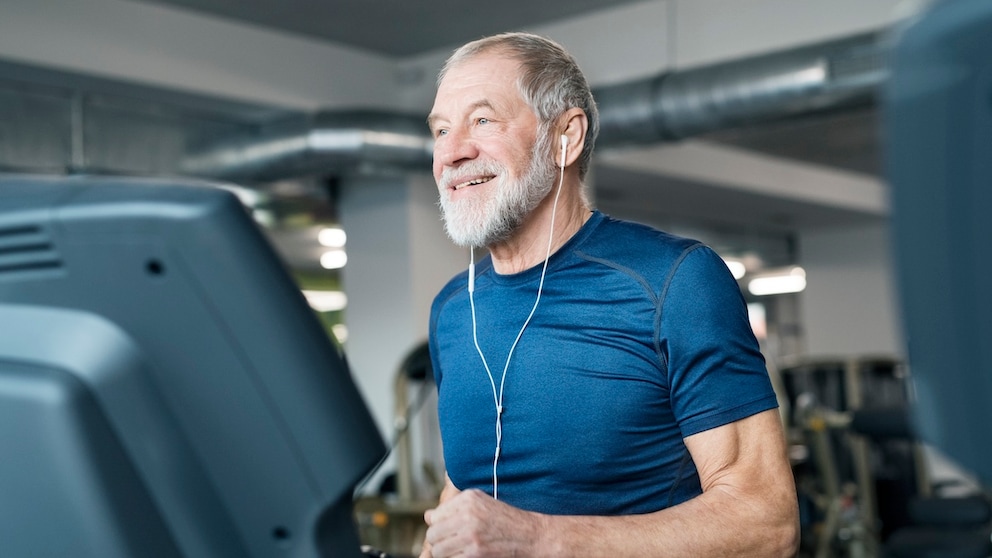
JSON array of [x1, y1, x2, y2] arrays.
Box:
[[531, 410, 800, 557], [426, 412, 799, 558], [531, 481, 799, 558]]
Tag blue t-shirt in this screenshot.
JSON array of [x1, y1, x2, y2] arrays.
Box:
[[428, 211, 777, 516]]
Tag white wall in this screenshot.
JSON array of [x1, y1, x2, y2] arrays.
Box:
[[798, 220, 904, 358]]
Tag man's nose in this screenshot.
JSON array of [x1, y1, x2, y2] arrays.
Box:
[[434, 127, 478, 168]]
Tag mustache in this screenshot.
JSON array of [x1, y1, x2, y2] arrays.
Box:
[[438, 160, 506, 191]]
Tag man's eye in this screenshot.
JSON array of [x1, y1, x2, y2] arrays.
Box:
[[477, 118, 490, 125], [436, 129, 448, 137]]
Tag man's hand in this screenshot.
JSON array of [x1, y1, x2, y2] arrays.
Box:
[[422, 488, 544, 558], [419, 476, 459, 558]]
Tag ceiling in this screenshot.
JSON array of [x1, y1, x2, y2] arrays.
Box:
[[130, 0, 653, 57]]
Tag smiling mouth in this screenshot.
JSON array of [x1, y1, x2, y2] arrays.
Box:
[[453, 175, 496, 191]]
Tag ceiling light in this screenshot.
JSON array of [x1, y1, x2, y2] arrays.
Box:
[[747, 266, 807, 296], [320, 249, 348, 270], [723, 258, 747, 280], [302, 290, 348, 312], [318, 227, 347, 248]]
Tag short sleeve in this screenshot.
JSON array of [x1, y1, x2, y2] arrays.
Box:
[[660, 245, 778, 438]]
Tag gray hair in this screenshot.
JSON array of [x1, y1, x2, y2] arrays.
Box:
[[438, 32, 600, 180]]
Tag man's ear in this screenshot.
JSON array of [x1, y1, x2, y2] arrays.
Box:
[[559, 108, 588, 168]]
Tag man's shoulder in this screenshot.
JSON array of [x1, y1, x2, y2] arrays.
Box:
[[432, 266, 470, 309], [579, 212, 705, 269], [430, 256, 492, 321]]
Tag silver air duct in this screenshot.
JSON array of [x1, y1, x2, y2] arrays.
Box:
[[595, 31, 889, 146], [181, 110, 434, 182], [181, 31, 890, 181]]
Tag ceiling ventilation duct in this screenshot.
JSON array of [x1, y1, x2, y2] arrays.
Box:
[[181, 110, 433, 182], [595, 30, 889, 146], [181, 31, 890, 182]]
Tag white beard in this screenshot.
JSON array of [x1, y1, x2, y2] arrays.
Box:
[[438, 135, 558, 248]]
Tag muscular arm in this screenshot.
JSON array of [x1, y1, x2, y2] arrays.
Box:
[[423, 409, 799, 557]]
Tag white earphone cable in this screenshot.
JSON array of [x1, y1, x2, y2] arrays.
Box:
[[468, 136, 567, 500]]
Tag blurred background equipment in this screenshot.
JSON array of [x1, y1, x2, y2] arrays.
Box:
[[783, 355, 992, 557], [782, 356, 906, 557], [354, 341, 442, 558]]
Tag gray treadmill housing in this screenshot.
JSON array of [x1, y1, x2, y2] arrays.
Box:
[[0, 175, 386, 557]]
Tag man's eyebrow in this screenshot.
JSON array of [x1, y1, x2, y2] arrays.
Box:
[[468, 100, 496, 113]]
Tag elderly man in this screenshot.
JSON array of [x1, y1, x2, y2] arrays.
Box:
[[423, 32, 799, 557]]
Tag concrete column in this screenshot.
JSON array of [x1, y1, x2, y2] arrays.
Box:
[[339, 172, 466, 496]]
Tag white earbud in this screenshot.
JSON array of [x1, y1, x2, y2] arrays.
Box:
[[560, 134, 568, 169]]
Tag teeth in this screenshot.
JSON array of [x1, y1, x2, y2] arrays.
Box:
[[455, 176, 494, 190]]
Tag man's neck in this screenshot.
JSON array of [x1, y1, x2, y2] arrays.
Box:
[[487, 187, 591, 275]]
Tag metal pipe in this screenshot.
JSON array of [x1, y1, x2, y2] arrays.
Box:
[[180, 110, 434, 182], [393, 364, 414, 503], [595, 31, 890, 145]]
